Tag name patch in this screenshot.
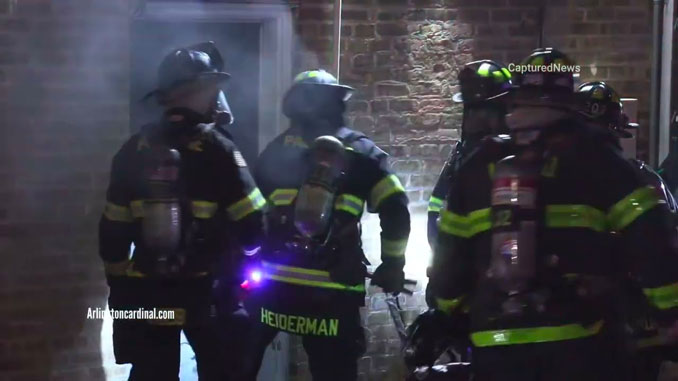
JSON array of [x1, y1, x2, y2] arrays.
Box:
[[260, 308, 339, 336]]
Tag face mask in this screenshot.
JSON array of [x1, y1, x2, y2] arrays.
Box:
[[164, 107, 212, 128]]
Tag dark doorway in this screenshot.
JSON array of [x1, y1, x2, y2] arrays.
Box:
[[130, 21, 261, 164]]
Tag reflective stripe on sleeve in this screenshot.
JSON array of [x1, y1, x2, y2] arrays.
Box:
[[436, 296, 464, 315], [439, 208, 491, 238], [103, 202, 133, 223], [269, 189, 298, 206], [428, 196, 444, 213], [545, 205, 607, 232], [369, 174, 406, 211], [260, 261, 365, 292], [191, 201, 218, 219], [471, 320, 604, 347], [130, 200, 144, 218], [643, 283, 678, 310], [335, 194, 365, 217], [381, 237, 408, 257], [227, 188, 266, 221], [608, 186, 660, 231]]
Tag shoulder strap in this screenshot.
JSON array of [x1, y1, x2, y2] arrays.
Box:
[[335, 127, 367, 145]]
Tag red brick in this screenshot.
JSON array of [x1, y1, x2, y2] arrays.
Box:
[[570, 22, 601, 35], [377, 0, 408, 5], [299, 7, 331, 20], [490, 9, 536, 23], [377, 11, 405, 21], [355, 24, 376, 38], [343, 9, 368, 21], [376, 23, 408, 37], [376, 82, 410, 97], [458, 9, 489, 24]]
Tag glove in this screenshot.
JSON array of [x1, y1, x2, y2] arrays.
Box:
[[371, 261, 405, 294]]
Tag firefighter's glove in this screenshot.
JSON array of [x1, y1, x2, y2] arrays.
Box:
[[371, 262, 405, 294]]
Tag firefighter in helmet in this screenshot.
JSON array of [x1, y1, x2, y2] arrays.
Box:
[[428, 47, 678, 380], [241, 70, 411, 380], [99, 42, 265, 380], [576, 81, 677, 212], [576, 80, 678, 380], [427, 60, 513, 252], [410, 60, 513, 379]]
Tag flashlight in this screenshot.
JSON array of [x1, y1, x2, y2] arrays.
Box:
[[240, 269, 264, 290]]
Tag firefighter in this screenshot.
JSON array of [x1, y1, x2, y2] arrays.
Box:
[[428, 47, 678, 381], [241, 70, 411, 381], [99, 42, 265, 381], [427, 61, 513, 251], [576, 81, 678, 213], [576, 81, 678, 380], [413, 60, 513, 380]]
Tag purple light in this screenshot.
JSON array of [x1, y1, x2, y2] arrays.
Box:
[[250, 270, 263, 283]]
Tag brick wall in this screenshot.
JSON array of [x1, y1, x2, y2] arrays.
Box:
[[0, 0, 130, 380], [0, 0, 652, 380]]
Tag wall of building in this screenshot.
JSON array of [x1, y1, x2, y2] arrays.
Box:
[[0, 0, 652, 380]]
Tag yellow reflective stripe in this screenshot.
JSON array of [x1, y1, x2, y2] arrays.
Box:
[[488, 162, 495, 178], [265, 274, 366, 292], [260, 261, 365, 292], [104, 260, 131, 276], [541, 157, 558, 177], [370, 174, 406, 210], [477, 63, 491, 77], [227, 188, 266, 221], [130, 200, 144, 218], [471, 320, 604, 347], [608, 186, 660, 231], [191, 201, 218, 219], [439, 208, 491, 238], [335, 194, 364, 216], [104, 202, 133, 222], [295, 70, 320, 82], [545, 205, 607, 232], [269, 189, 298, 206], [261, 261, 331, 277], [428, 196, 444, 212], [436, 297, 464, 315], [382, 237, 408, 257], [643, 283, 678, 310]]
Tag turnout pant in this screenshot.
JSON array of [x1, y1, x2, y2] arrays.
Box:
[[241, 284, 366, 381], [472, 335, 630, 381], [109, 277, 231, 381]]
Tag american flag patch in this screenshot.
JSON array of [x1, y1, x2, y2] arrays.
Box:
[[233, 150, 247, 167]]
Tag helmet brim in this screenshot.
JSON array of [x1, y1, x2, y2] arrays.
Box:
[[141, 71, 231, 102]]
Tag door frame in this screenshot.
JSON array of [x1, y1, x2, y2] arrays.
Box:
[[133, 2, 293, 152]]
